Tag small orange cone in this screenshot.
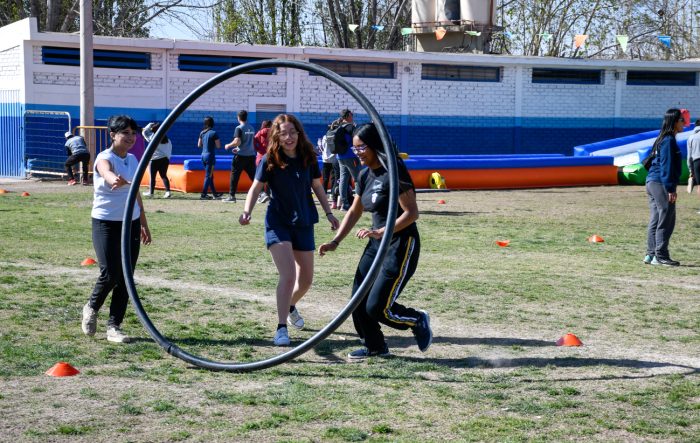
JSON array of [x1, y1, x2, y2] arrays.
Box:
[[556, 333, 583, 347], [81, 257, 97, 266], [0, 189, 8, 194], [495, 240, 510, 247], [21, 191, 31, 197], [587, 234, 604, 243], [437, 199, 446, 204], [46, 362, 80, 377]]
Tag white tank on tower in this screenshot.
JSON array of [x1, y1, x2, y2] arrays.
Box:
[[411, 0, 436, 25], [460, 0, 496, 25]]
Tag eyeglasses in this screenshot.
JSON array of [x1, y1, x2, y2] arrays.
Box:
[[351, 144, 368, 154], [279, 130, 299, 139]]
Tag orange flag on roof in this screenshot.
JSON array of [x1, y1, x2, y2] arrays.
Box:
[[435, 27, 447, 40]]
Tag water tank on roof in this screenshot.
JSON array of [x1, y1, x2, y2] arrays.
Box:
[[460, 0, 495, 24], [436, 0, 460, 22], [412, 0, 436, 25]]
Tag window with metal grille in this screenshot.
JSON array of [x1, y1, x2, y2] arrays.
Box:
[[309, 59, 394, 79], [42, 46, 151, 70], [177, 54, 276, 74], [422, 64, 500, 82], [531, 68, 602, 84], [626, 71, 697, 86]]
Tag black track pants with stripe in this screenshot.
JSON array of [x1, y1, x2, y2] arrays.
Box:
[[351, 233, 421, 352]]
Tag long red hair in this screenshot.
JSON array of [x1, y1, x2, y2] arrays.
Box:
[[266, 114, 316, 171]]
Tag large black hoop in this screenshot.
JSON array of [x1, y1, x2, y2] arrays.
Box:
[[121, 59, 398, 372]]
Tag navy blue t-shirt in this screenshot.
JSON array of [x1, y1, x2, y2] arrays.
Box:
[[200, 129, 219, 159], [357, 158, 418, 237], [256, 153, 322, 227]]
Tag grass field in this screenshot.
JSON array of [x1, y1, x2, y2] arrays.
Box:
[[0, 179, 698, 442]]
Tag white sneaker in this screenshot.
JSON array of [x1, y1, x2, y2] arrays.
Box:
[[287, 307, 305, 330], [273, 327, 290, 346], [257, 192, 270, 204], [142, 191, 153, 198], [106, 325, 131, 343], [81, 303, 98, 336], [163, 191, 171, 199]]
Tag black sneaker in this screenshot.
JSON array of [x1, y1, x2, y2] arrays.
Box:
[[347, 344, 390, 361], [651, 257, 680, 266], [213, 193, 224, 199], [199, 194, 213, 200], [412, 310, 433, 352]]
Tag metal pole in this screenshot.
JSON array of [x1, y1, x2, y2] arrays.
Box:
[[80, 0, 94, 136]]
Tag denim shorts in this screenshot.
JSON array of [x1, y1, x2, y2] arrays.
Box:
[[265, 224, 315, 251]]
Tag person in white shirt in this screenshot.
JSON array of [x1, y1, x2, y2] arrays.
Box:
[[81, 115, 151, 344], [142, 122, 173, 198]]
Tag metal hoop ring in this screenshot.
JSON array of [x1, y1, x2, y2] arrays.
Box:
[[121, 59, 399, 372]]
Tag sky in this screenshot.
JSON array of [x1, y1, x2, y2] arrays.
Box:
[[149, 13, 211, 41]]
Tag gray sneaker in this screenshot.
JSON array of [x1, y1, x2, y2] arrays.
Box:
[[288, 307, 305, 330], [106, 325, 131, 343], [81, 303, 98, 336], [222, 196, 236, 203]]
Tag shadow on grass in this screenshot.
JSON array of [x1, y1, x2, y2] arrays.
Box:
[[420, 210, 486, 216]]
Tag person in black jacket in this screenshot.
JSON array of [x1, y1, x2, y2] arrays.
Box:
[[644, 108, 684, 266]]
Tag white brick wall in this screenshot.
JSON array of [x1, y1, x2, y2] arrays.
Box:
[[32, 45, 42, 64], [0, 46, 21, 77], [298, 72, 401, 115], [168, 75, 286, 109], [33, 71, 163, 89], [621, 83, 700, 119]]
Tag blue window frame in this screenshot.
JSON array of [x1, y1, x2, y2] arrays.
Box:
[[177, 54, 276, 74], [42, 46, 151, 70], [532, 68, 602, 84], [422, 64, 500, 82], [626, 71, 697, 86], [309, 59, 394, 79]]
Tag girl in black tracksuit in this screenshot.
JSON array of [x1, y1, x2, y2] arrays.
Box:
[[318, 123, 432, 360]]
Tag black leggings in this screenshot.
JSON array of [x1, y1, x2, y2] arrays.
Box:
[[148, 157, 170, 193], [351, 233, 421, 351], [89, 218, 141, 327]]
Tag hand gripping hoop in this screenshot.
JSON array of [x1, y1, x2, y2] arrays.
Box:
[[121, 59, 398, 372]]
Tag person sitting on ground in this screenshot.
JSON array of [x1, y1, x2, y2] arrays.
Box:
[[64, 131, 90, 186], [142, 122, 173, 199], [318, 122, 432, 361], [239, 114, 339, 346]]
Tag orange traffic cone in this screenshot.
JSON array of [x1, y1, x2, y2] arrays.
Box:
[[587, 235, 604, 243], [46, 362, 80, 377], [437, 199, 446, 204], [21, 191, 30, 197], [556, 333, 583, 347], [81, 257, 97, 266], [495, 240, 510, 247]]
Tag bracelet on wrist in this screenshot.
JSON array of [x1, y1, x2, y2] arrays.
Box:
[[330, 239, 340, 247], [326, 212, 333, 216]]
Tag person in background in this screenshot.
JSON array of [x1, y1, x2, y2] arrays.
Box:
[[198, 116, 223, 200], [644, 108, 684, 266], [81, 115, 151, 344], [224, 110, 256, 203], [142, 122, 173, 198], [64, 131, 90, 186], [319, 134, 340, 209], [334, 109, 361, 211], [686, 119, 700, 212], [239, 114, 339, 346], [254, 120, 272, 204], [318, 122, 432, 361]]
